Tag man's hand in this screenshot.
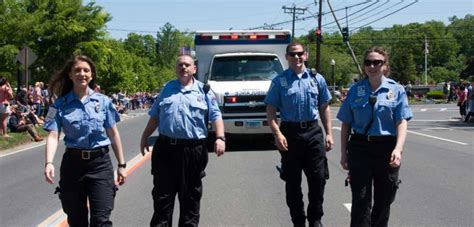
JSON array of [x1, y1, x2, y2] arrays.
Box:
[[275, 133, 288, 151], [214, 139, 225, 157], [340, 151, 349, 170], [389, 148, 402, 168], [140, 137, 150, 156], [325, 134, 334, 151], [117, 167, 127, 185]]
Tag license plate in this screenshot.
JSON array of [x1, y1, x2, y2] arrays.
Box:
[[246, 121, 261, 129]]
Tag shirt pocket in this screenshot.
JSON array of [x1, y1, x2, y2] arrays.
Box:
[[307, 86, 319, 110], [350, 101, 370, 128], [377, 100, 397, 121], [281, 87, 298, 109], [189, 100, 207, 119], [62, 111, 83, 138], [89, 111, 106, 133], [159, 98, 174, 114]]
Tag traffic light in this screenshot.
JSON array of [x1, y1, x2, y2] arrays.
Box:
[[315, 28, 323, 43], [342, 27, 349, 42]]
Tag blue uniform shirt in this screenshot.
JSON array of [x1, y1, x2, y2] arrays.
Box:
[[148, 79, 222, 139], [44, 88, 121, 149], [337, 77, 413, 136], [264, 68, 332, 122]]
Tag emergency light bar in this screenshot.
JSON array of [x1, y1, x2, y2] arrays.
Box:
[[195, 30, 291, 45]]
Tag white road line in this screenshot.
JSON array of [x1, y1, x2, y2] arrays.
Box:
[[344, 203, 352, 212], [0, 142, 46, 158], [407, 130, 468, 145], [440, 108, 447, 112], [420, 109, 427, 112]]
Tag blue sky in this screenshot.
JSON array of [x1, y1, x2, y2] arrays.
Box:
[[87, 0, 473, 39]]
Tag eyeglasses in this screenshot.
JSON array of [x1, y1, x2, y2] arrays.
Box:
[[287, 51, 305, 57], [364, 59, 385, 66]]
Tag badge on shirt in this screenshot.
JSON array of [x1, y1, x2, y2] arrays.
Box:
[[45, 107, 57, 120], [280, 77, 288, 88], [387, 90, 394, 100], [95, 102, 101, 113], [357, 86, 366, 97]]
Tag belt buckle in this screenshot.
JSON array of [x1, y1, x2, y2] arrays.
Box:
[[170, 138, 177, 145], [81, 150, 91, 160], [300, 122, 307, 128], [367, 135, 373, 142]]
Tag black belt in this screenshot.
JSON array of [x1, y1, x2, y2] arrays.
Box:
[[351, 133, 396, 142], [66, 146, 109, 160], [158, 135, 206, 146], [281, 120, 318, 129]]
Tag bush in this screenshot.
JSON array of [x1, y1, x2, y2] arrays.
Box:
[[426, 90, 444, 99]]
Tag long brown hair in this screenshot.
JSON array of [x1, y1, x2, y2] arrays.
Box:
[[363, 46, 390, 76], [49, 55, 97, 98]]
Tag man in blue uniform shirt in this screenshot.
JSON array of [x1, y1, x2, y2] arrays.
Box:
[[140, 54, 225, 227], [265, 42, 334, 227]]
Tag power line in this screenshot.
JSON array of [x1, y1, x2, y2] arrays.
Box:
[[352, 0, 419, 31]]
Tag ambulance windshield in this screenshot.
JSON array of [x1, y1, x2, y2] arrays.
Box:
[[210, 56, 283, 81]]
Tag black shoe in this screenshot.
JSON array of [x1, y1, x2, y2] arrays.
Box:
[[309, 220, 323, 227], [294, 223, 306, 227]]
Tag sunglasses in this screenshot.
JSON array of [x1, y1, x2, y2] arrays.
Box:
[[287, 51, 305, 57], [364, 59, 385, 66]]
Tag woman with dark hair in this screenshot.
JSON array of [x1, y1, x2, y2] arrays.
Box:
[[337, 47, 413, 227], [43, 55, 127, 226]]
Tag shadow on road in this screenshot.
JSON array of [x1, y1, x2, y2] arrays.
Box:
[[224, 134, 276, 152]]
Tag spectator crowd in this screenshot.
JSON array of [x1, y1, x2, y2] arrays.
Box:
[[0, 77, 159, 141]]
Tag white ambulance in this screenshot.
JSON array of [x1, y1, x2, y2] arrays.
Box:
[[194, 30, 291, 135]]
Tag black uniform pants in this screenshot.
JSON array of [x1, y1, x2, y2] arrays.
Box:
[[150, 137, 208, 227], [279, 123, 329, 225], [58, 148, 116, 227], [348, 138, 400, 227]]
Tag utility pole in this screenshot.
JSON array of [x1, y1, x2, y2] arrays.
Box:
[[316, 0, 323, 72], [424, 35, 428, 85], [327, 0, 363, 76], [282, 4, 307, 40]]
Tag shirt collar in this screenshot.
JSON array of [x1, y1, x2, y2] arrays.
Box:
[[170, 78, 201, 93], [285, 68, 310, 79], [64, 87, 97, 104], [362, 76, 391, 93]]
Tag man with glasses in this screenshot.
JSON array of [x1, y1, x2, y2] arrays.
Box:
[[265, 42, 334, 227]]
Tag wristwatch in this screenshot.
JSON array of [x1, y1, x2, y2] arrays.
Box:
[[118, 163, 127, 169], [216, 136, 226, 142]]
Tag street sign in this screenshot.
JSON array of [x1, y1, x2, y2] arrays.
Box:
[[16, 47, 37, 66], [15, 47, 37, 88]]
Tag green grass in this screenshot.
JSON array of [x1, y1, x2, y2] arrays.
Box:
[[0, 127, 48, 151]]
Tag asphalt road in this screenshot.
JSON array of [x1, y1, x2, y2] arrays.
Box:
[[1, 104, 473, 226]]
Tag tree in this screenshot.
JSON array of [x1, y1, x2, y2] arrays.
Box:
[[156, 22, 193, 67], [0, 0, 111, 85]]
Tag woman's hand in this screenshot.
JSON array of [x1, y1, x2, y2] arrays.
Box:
[[44, 163, 55, 184]]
